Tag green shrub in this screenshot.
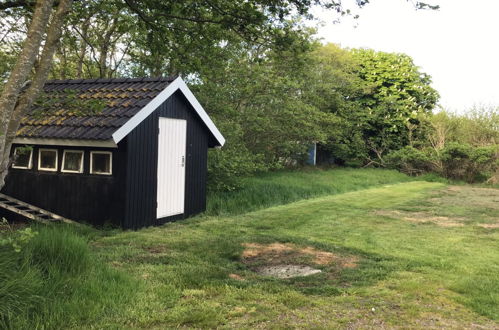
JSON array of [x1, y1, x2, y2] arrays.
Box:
[[207, 144, 266, 192], [385, 146, 435, 176], [440, 142, 473, 180], [387, 143, 498, 183], [441, 143, 498, 183]]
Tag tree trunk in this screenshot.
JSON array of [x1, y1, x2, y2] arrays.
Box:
[[0, 0, 54, 189], [0, 0, 73, 189], [76, 18, 90, 79]]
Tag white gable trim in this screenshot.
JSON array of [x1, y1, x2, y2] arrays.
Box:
[[111, 77, 225, 146]]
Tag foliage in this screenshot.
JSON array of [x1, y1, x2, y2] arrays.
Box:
[[349, 49, 439, 163], [0, 219, 38, 252], [44, 0, 359, 79], [302, 44, 370, 163], [386, 143, 498, 183], [198, 40, 348, 190], [387, 108, 499, 183], [207, 143, 265, 192], [429, 108, 499, 148], [0, 7, 25, 84], [0, 224, 135, 328], [385, 146, 435, 176], [299, 46, 440, 166], [440, 143, 498, 183]]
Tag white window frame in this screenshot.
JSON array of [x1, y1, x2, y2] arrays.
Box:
[[38, 149, 58, 172], [61, 150, 84, 173], [12, 147, 33, 169], [90, 151, 112, 175]]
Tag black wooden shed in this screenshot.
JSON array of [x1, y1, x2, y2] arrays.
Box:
[[1, 76, 225, 229]]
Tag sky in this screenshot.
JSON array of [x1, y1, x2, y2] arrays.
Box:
[[312, 0, 499, 112]]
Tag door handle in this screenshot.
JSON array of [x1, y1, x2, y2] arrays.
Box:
[[181, 156, 185, 167]]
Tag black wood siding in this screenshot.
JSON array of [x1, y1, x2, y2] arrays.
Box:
[[2, 91, 213, 229], [124, 91, 209, 229], [1, 143, 127, 226]]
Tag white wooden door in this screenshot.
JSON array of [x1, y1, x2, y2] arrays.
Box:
[[157, 118, 187, 218]]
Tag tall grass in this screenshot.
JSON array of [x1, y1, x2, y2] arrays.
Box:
[[0, 224, 136, 329], [207, 167, 413, 215]]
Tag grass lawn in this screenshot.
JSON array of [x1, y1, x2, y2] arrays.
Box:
[[2, 169, 498, 328]]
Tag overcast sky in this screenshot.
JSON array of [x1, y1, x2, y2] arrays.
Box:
[[313, 0, 499, 112]]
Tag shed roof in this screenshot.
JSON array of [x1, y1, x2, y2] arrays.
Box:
[[16, 76, 225, 147]]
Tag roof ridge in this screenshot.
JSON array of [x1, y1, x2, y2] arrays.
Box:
[[45, 75, 178, 85]]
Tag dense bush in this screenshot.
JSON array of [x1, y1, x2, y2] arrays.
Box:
[[386, 143, 498, 183], [441, 143, 498, 183], [385, 146, 435, 176], [207, 145, 266, 192], [386, 108, 499, 183]]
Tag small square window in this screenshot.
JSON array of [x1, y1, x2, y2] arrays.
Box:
[[12, 147, 33, 169], [38, 149, 58, 171], [90, 151, 112, 175], [62, 150, 84, 173]]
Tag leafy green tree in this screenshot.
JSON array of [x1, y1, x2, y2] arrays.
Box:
[[200, 45, 337, 159], [339, 49, 439, 164], [304, 44, 369, 164]]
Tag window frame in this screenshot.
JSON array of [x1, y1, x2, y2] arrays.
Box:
[[61, 150, 84, 174], [12, 147, 33, 170], [38, 149, 58, 172], [90, 151, 112, 175]]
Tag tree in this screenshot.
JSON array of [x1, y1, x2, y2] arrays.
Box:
[[351, 49, 439, 164], [319, 48, 439, 165], [304, 43, 369, 164], [0, 0, 72, 188], [196, 38, 338, 165]]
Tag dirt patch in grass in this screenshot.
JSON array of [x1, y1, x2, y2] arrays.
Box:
[[374, 210, 465, 227], [241, 243, 358, 278], [477, 223, 499, 229]]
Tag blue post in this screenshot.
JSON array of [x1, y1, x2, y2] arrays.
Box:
[[307, 143, 316, 166]]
